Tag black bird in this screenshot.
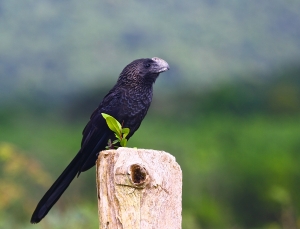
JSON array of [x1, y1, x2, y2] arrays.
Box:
[[30, 57, 169, 223]]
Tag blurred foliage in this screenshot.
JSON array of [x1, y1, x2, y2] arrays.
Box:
[[0, 142, 52, 220], [1, 0, 300, 102], [0, 65, 300, 228]]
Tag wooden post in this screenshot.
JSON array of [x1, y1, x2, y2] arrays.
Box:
[[96, 147, 182, 229]]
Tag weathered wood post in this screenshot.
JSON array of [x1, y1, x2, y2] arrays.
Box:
[[96, 147, 182, 229]]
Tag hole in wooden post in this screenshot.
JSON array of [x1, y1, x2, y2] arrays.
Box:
[[130, 164, 147, 185]]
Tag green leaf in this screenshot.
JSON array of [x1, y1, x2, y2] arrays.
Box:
[[101, 113, 110, 119], [101, 113, 122, 136], [120, 138, 127, 147], [112, 139, 119, 145], [122, 128, 130, 133], [114, 133, 121, 141], [101, 113, 131, 149], [122, 128, 130, 139]]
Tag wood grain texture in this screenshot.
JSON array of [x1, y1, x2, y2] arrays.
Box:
[[96, 147, 182, 229]]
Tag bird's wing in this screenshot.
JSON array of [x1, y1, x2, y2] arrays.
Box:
[[78, 89, 124, 172]]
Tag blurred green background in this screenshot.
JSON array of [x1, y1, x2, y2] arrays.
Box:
[[1, 0, 300, 228]]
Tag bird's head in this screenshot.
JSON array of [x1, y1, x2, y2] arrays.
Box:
[[118, 57, 170, 86]]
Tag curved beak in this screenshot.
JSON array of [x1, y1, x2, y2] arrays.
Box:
[[151, 57, 170, 73]]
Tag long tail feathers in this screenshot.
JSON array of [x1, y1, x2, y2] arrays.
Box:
[[30, 153, 83, 223], [31, 127, 109, 223]]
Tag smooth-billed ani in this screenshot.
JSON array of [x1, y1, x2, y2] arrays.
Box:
[[31, 57, 169, 223]]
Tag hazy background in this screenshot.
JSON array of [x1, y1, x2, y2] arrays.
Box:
[[1, 0, 300, 228]]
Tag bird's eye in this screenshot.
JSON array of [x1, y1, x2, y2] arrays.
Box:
[[144, 63, 151, 68]]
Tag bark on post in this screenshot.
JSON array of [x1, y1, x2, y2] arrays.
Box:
[[96, 147, 182, 229]]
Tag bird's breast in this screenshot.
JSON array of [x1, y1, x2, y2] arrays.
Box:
[[117, 88, 152, 126]]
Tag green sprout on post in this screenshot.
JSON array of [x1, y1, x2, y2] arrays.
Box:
[[101, 113, 130, 149]]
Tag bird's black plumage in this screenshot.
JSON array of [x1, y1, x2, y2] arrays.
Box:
[[30, 57, 169, 223]]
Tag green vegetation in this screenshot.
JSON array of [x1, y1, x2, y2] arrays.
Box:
[[101, 113, 130, 149], [1, 68, 300, 228], [1, 0, 300, 103], [1, 112, 300, 228]]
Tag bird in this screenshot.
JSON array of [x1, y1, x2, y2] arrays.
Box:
[[30, 57, 170, 223]]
